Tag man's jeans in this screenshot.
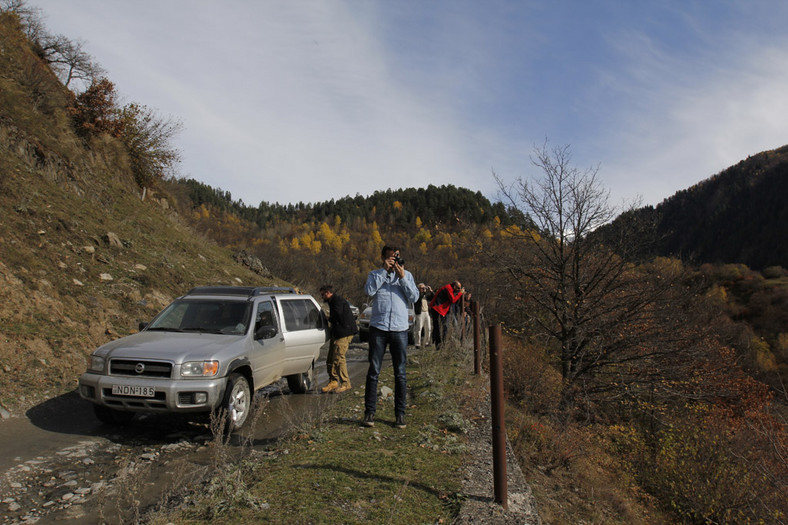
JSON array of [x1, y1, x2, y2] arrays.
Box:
[[365, 326, 408, 417]]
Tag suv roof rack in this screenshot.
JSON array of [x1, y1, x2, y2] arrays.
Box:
[[186, 286, 298, 297]]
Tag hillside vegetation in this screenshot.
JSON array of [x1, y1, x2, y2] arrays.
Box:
[[601, 145, 788, 271], [2, 3, 788, 523], [0, 10, 287, 414]]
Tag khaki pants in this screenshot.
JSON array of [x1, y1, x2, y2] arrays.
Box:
[[414, 311, 431, 346], [326, 334, 353, 384]]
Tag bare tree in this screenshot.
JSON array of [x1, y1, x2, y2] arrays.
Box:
[[489, 142, 687, 411], [39, 34, 104, 89], [1, 0, 44, 41], [2, 0, 104, 90]]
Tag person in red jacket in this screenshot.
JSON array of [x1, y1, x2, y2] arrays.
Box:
[[429, 281, 468, 348]]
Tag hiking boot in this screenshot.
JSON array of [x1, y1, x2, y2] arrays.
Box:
[[394, 414, 406, 429], [335, 382, 351, 393], [362, 413, 375, 427], [321, 380, 339, 393]]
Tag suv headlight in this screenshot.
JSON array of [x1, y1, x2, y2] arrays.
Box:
[[181, 361, 219, 377], [88, 355, 105, 372]]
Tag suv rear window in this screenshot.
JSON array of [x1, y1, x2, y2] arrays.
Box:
[[280, 299, 321, 332]]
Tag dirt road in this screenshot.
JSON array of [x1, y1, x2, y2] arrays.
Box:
[[1, 345, 372, 524]]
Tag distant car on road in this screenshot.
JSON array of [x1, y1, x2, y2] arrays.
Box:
[[78, 286, 327, 432], [358, 304, 415, 344]]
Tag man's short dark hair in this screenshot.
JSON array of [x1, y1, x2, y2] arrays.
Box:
[[381, 245, 399, 258], [319, 284, 334, 294]]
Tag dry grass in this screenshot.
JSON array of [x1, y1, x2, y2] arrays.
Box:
[[501, 335, 672, 525], [147, 341, 475, 524]]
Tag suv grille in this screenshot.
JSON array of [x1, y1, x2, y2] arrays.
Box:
[[110, 359, 172, 378]]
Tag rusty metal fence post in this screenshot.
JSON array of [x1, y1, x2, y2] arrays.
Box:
[[489, 323, 508, 508], [472, 300, 481, 375]]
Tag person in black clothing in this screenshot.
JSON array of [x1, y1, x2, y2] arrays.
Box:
[[319, 285, 358, 393]]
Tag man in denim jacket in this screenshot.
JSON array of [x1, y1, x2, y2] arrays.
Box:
[[362, 245, 419, 429]]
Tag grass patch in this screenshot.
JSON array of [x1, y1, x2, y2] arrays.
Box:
[[155, 342, 476, 524]]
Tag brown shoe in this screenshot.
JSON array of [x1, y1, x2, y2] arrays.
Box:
[[321, 380, 339, 393], [335, 383, 352, 393]]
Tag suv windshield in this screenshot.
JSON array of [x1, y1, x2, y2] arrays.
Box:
[[147, 299, 251, 335]]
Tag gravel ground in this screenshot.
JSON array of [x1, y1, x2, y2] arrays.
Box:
[[455, 391, 541, 525]]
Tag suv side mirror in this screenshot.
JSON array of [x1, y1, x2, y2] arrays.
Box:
[[138, 321, 148, 331], [255, 325, 278, 340]]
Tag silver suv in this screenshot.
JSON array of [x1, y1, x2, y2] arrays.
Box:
[[78, 286, 326, 431]]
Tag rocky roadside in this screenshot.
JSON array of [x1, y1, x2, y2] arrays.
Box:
[[1, 347, 542, 524], [455, 391, 542, 525], [1, 432, 207, 524]]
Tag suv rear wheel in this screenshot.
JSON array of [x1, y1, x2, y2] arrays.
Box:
[[286, 361, 315, 394], [222, 373, 251, 432]]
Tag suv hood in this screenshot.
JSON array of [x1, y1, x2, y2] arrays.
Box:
[[93, 331, 246, 363]]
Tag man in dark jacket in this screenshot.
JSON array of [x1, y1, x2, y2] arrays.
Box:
[[319, 285, 358, 393]]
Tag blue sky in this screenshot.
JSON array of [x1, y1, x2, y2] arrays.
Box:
[[30, 1, 788, 209]]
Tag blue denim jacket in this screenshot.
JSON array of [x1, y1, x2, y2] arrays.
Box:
[[365, 268, 420, 332]]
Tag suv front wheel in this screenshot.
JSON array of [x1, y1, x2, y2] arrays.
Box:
[[221, 372, 251, 432]]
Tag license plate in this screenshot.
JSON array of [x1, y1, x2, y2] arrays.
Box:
[[112, 384, 155, 397]]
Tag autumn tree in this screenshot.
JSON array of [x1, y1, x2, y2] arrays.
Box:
[[488, 142, 681, 411], [68, 78, 124, 137], [117, 103, 182, 187]]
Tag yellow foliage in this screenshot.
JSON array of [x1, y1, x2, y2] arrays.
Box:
[[372, 228, 383, 247], [309, 239, 322, 254], [393, 200, 403, 210], [501, 224, 521, 237], [653, 257, 684, 274], [414, 228, 432, 243], [415, 216, 422, 228], [751, 337, 778, 372], [525, 228, 541, 242], [298, 231, 313, 247], [777, 333, 788, 359], [434, 232, 452, 248], [706, 285, 728, 304]]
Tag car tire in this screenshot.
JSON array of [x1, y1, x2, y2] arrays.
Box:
[[359, 330, 368, 343], [286, 360, 315, 394], [93, 404, 134, 425], [221, 373, 252, 432]]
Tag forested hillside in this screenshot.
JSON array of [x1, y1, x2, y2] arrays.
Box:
[[166, 177, 524, 309], [604, 145, 788, 270]]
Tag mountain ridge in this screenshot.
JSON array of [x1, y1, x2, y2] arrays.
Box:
[[597, 144, 788, 270]]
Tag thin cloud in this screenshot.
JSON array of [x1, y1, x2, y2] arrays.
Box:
[[29, 0, 788, 208]]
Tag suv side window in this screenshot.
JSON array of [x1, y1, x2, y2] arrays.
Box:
[[254, 300, 279, 339], [280, 299, 321, 332]]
